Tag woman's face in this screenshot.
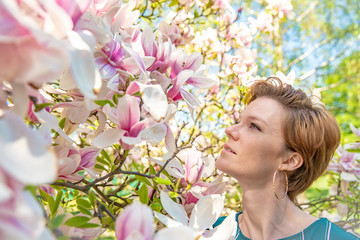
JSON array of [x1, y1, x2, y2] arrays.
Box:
[[216, 97, 289, 183]]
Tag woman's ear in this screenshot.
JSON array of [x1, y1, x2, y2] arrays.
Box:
[[279, 152, 303, 171]]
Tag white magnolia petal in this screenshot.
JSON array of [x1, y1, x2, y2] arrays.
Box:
[[165, 124, 176, 155], [160, 191, 188, 225], [0, 174, 12, 202], [202, 156, 215, 178], [59, 68, 77, 90], [180, 89, 201, 108], [189, 194, 224, 234], [150, 157, 184, 179], [350, 123, 360, 137], [154, 225, 195, 240], [12, 83, 28, 117], [138, 123, 167, 145], [92, 128, 125, 148], [150, 71, 171, 90], [340, 172, 357, 182], [0, 113, 57, 185], [121, 136, 143, 145], [153, 212, 183, 228], [141, 84, 168, 122], [67, 31, 102, 99], [189, 75, 219, 89], [201, 212, 237, 240]]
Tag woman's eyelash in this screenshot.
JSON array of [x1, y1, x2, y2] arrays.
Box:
[[250, 123, 261, 131]]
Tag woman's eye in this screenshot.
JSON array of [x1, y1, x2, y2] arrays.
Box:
[[250, 123, 261, 131]]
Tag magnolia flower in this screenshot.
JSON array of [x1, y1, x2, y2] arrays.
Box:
[[151, 149, 215, 185], [253, 11, 274, 32], [141, 26, 173, 73], [92, 94, 167, 149], [55, 138, 100, 181], [275, 70, 296, 86], [115, 201, 154, 240], [158, 21, 182, 46], [328, 145, 360, 182], [154, 191, 236, 239], [183, 149, 204, 185], [266, 0, 294, 19]]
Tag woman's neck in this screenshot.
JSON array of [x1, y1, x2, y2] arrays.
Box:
[[239, 188, 316, 240]]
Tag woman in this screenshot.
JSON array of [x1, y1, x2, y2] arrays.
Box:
[[215, 77, 359, 240]]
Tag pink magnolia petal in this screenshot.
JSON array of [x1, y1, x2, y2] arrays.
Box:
[[142, 26, 157, 56], [122, 43, 147, 77], [115, 201, 154, 240], [92, 128, 125, 148], [78, 146, 100, 169], [183, 52, 202, 71], [0, 36, 70, 85], [112, 2, 140, 31], [187, 76, 219, 89], [116, 95, 140, 131], [167, 70, 194, 98], [126, 81, 140, 95], [56, 0, 91, 26]]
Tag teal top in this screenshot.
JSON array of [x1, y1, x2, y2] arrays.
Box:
[[213, 212, 359, 240]]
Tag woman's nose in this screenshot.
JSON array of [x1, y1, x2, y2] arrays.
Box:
[[225, 124, 240, 140]]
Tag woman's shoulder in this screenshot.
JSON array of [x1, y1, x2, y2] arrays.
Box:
[[301, 218, 359, 240]]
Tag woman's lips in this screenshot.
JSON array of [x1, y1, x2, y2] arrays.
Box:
[[223, 144, 236, 155]]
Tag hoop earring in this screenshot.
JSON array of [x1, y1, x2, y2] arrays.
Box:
[[272, 170, 288, 200]]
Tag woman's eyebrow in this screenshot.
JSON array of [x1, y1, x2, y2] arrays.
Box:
[[246, 115, 268, 126]]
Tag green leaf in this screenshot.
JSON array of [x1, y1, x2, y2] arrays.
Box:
[[149, 165, 156, 175], [59, 118, 66, 129], [39, 188, 55, 213], [80, 223, 100, 228], [136, 183, 149, 204], [78, 205, 92, 216], [97, 157, 110, 166], [101, 149, 112, 164], [153, 177, 172, 185], [150, 202, 162, 212], [35, 102, 53, 111], [88, 191, 96, 206], [49, 214, 66, 229], [135, 175, 152, 186], [94, 100, 114, 107], [169, 191, 178, 198], [95, 164, 108, 172], [347, 148, 360, 153], [64, 216, 90, 227], [52, 190, 63, 216], [76, 198, 92, 209]]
